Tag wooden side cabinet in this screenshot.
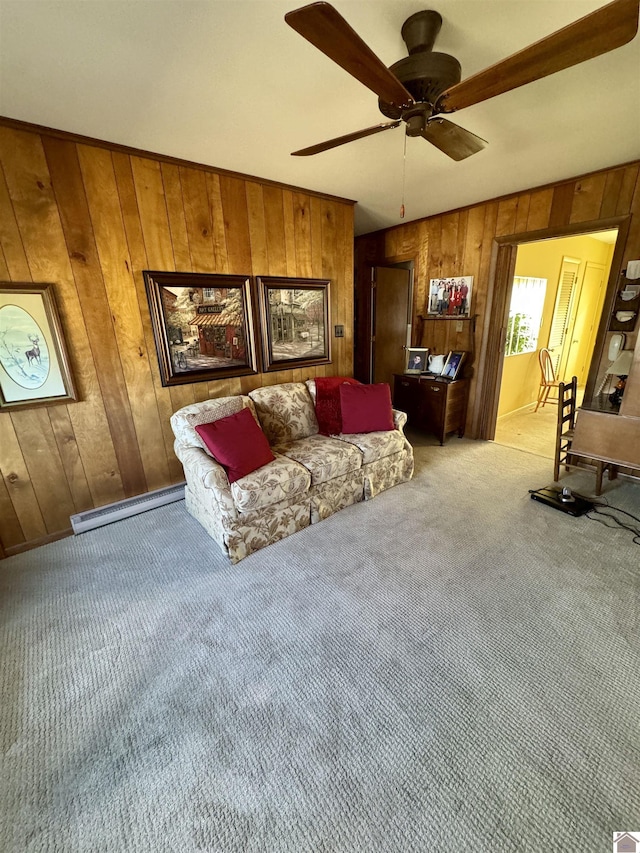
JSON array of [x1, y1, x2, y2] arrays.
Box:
[[393, 374, 469, 445]]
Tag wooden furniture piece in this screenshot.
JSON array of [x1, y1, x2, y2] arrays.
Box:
[[554, 376, 613, 496], [534, 347, 561, 412], [393, 374, 469, 444]]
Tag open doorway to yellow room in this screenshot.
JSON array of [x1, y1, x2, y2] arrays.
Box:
[[493, 229, 617, 459]]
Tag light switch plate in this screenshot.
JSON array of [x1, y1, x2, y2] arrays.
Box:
[[334, 325, 344, 338]]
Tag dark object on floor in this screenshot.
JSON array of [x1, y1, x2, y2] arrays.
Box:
[[530, 486, 594, 517]]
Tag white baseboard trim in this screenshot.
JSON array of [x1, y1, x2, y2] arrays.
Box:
[[71, 483, 186, 534]]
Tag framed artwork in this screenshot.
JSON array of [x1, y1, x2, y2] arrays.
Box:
[[405, 347, 429, 374], [143, 271, 259, 387], [427, 276, 473, 317], [441, 351, 465, 380], [0, 283, 77, 411], [257, 276, 331, 372]]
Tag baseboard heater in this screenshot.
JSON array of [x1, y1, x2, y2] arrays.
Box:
[[70, 482, 186, 534]]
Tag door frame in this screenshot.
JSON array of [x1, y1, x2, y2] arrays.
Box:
[[475, 214, 631, 440]]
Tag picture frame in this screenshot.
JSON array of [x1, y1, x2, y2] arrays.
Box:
[[143, 271, 259, 387], [0, 283, 77, 411], [405, 347, 429, 374], [257, 276, 331, 372], [441, 351, 466, 380], [427, 276, 473, 317]]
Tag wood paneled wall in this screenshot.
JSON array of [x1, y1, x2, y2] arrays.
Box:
[[0, 121, 355, 557], [355, 160, 640, 437]]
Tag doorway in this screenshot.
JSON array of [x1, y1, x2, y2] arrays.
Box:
[[493, 229, 616, 459]]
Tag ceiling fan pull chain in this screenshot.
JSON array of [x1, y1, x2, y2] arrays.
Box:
[[400, 132, 407, 219]]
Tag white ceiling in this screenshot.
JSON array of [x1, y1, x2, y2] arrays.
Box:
[[1, 1, 639, 236]]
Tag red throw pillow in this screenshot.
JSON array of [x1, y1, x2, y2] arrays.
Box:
[[195, 407, 275, 484], [315, 376, 361, 435], [339, 383, 395, 434]]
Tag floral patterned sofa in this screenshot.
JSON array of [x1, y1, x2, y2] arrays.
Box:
[[170, 380, 414, 563]]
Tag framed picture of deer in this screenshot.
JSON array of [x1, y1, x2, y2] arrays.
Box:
[[0, 283, 78, 411]]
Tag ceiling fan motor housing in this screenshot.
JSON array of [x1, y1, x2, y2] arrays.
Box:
[[379, 10, 461, 118]]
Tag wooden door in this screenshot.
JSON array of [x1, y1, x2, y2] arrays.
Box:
[[372, 266, 411, 388]]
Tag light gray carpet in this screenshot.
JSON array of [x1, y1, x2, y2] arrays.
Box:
[[1, 439, 639, 853]]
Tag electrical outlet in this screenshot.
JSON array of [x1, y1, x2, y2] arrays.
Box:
[[334, 325, 344, 338], [456, 321, 463, 332]]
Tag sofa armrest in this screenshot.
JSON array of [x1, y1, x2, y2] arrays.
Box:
[[173, 442, 237, 517], [392, 408, 408, 431]]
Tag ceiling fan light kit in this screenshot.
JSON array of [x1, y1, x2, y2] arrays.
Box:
[[285, 0, 639, 161]]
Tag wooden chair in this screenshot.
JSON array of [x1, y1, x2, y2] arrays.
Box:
[[554, 376, 616, 496], [534, 347, 561, 412]]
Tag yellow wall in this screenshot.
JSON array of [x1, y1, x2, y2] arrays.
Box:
[[498, 235, 614, 416]]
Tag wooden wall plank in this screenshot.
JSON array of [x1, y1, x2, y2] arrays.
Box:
[[113, 156, 184, 482], [549, 181, 576, 228], [78, 144, 171, 493], [205, 173, 230, 273], [10, 407, 76, 532], [162, 164, 191, 271], [514, 194, 531, 234], [220, 175, 252, 276], [0, 415, 47, 541], [599, 168, 625, 220], [180, 166, 216, 272], [0, 165, 31, 280], [293, 192, 313, 278], [0, 474, 24, 550], [45, 137, 146, 498], [245, 182, 269, 275], [48, 407, 93, 512], [616, 165, 639, 216], [282, 190, 298, 277], [570, 173, 607, 224], [263, 186, 287, 276], [526, 189, 553, 231], [131, 155, 195, 471]]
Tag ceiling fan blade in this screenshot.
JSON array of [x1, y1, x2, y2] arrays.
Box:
[[437, 0, 639, 113], [292, 121, 401, 156], [421, 118, 487, 161], [285, 2, 414, 108]]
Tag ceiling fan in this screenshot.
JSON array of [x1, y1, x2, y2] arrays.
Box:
[[285, 0, 639, 161]]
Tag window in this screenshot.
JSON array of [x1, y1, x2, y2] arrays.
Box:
[[505, 277, 547, 356]]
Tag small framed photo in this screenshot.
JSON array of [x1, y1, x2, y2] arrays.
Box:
[[441, 351, 465, 380], [405, 347, 429, 374], [428, 276, 473, 317]]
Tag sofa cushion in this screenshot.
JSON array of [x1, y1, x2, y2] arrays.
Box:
[[340, 383, 395, 434], [231, 454, 311, 513], [334, 428, 407, 464], [249, 383, 318, 446], [195, 407, 275, 484], [277, 434, 362, 486], [314, 376, 361, 435], [170, 396, 255, 452]]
